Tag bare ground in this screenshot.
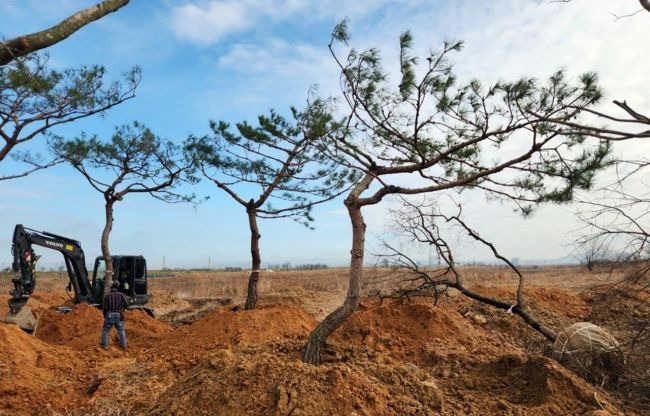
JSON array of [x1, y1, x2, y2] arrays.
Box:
[[0, 266, 646, 415]]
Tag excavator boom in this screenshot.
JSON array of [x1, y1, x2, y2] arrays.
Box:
[[6, 224, 92, 331]]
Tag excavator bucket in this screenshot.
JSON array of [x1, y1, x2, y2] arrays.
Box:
[[4, 300, 37, 333]]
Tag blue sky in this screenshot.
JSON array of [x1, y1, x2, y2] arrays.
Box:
[[1, 0, 649, 270]]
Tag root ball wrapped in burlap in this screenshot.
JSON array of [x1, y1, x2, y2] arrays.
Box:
[[552, 322, 624, 384]]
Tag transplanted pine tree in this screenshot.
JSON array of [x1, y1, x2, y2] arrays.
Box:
[[301, 22, 613, 364], [0, 52, 140, 180], [50, 122, 196, 293], [185, 101, 357, 310]]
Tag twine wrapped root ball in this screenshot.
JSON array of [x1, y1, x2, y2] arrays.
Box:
[[552, 322, 625, 384]]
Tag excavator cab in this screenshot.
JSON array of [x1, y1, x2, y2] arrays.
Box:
[[91, 256, 149, 306]]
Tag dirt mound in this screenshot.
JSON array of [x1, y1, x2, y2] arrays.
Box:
[[468, 285, 589, 319], [0, 291, 71, 318], [257, 286, 346, 321], [150, 345, 443, 416], [36, 303, 103, 347], [582, 287, 650, 411], [335, 300, 467, 343], [36, 303, 170, 349], [152, 304, 317, 367], [148, 289, 191, 317], [1, 282, 636, 415], [582, 287, 650, 330], [331, 299, 515, 362], [180, 304, 316, 345], [444, 285, 591, 353], [149, 343, 618, 416], [0, 322, 85, 415], [30, 291, 71, 309], [157, 297, 232, 326], [443, 354, 621, 415], [123, 309, 173, 344]]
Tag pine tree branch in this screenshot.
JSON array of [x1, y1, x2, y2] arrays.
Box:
[[0, 0, 129, 66]]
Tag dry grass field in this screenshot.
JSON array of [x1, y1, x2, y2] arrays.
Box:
[[0, 264, 620, 301]]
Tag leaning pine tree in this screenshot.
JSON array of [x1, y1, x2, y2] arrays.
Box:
[[302, 22, 613, 365], [186, 101, 356, 310], [50, 122, 196, 293]]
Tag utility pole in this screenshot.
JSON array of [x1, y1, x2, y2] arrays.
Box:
[[162, 256, 166, 270], [208, 256, 212, 269]]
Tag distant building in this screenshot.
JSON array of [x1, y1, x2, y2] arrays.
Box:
[[511, 257, 520, 266]]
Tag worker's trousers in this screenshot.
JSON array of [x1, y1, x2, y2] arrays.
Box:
[[101, 312, 127, 350]]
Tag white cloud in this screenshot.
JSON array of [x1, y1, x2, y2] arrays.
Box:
[[170, 0, 306, 44], [170, 1, 249, 44], [211, 0, 650, 261], [188, 38, 339, 116], [5, 1, 649, 265], [168, 0, 406, 45], [218, 38, 331, 76]]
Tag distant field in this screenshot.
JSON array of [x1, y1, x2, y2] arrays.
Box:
[[0, 265, 621, 301]]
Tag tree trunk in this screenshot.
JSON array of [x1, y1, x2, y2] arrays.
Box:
[[101, 199, 115, 295], [641, 0, 650, 13], [303, 199, 367, 364], [244, 206, 262, 310], [0, 0, 130, 66]]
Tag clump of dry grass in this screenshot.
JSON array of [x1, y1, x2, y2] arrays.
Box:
[[0, 270, 69, 294], [149, 268, 352, 299]]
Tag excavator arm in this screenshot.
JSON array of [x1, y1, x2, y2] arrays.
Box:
[[6, 224, 94, 331]]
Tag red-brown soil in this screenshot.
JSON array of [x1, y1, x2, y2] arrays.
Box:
[[36, 303, 171, 349], [0, 276, 642, 416], [0, 323, 82, 414]]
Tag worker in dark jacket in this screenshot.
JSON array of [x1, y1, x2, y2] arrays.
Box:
[[100, 280, 128, 350]]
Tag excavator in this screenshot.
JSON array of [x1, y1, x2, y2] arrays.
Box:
[[5, 224, 150, 332]]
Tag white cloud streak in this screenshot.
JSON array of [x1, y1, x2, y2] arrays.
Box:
[[169, 0, 409, 44], [170, 0, 305, 44]]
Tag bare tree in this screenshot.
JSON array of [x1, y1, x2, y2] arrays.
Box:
[[0, 0, 129, 66], [0, 53, 140, 181], [550, 55, 650, 289], [186, 101, 355, 310], [554, 0, 650, 19], [376, 199, 557, 341], [578, 237, 611, 272], [302, 22, 613, 364], [576, 161, 650, 288], [50, 122, 196, 293]]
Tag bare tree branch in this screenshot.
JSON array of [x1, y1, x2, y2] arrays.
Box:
[[376, 199, 557, 341], [553, 0, 649, 20]]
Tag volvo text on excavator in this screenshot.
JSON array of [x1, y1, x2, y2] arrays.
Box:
[[5, 224, 150, 332]]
